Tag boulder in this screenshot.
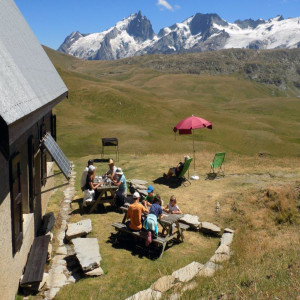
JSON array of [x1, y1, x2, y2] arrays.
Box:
[[220, 232, 234, 246], [151, 275, 175, 293], [72, 238, 101, 272], [125, 288, 161, 300], [65, 219, 92, 240], [200, 222, 221, 236], [172, 262, 203, 282], [180, 214, 200, 229], [198, 261, 222, 277], [85, 267, 104, 277]]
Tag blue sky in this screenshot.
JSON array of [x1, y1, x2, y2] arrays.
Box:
[[15, 0, 300, 50]]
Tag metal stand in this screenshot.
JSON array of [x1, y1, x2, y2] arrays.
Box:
[[101, 138, 119, 161]]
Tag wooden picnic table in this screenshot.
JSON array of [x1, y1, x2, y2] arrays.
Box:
[[88, 184, 118, 213], [113, 205, 187, 257]]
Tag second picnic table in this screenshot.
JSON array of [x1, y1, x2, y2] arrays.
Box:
[[112, 205, 189, 257]]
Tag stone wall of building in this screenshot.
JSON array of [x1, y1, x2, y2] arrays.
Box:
[[0, 157, 54, 300], [0, 177, 35, 300]]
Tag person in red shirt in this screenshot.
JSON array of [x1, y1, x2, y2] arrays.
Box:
[[126, 192, 148, 231]]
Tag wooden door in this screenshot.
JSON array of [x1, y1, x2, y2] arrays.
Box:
[[28, 136, 36, 212], [10, 153, 23, 254]]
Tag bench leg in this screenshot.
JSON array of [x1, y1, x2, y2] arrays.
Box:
[[159, 242, 167, 259], [113, 231, 121, 246]]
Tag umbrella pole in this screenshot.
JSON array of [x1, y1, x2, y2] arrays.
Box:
[[193, 130, 196, 173]]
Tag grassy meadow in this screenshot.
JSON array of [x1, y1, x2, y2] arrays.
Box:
[[45, 47, 300, 159], [34, 48, 300, 299]]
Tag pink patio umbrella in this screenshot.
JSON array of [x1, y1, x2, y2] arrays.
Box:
[[173, 115, 212, 175]]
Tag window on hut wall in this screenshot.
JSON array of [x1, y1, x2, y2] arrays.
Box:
[[40, 122, 47, 186], [10, 152, 23, 254]]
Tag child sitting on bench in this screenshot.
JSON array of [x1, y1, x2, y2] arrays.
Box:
[[163, 195, 182, 214], [144, 195, 163, 246]]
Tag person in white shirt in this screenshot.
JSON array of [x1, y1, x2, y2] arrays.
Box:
[[105, 158, 117, 180], [163, 195, 182, 214], [81, 160, 95, 191]]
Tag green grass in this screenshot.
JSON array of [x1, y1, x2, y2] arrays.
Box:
[[38, 48, 300, 299], [44, 47, 300, 160]]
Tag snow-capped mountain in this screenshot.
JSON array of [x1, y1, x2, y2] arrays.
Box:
[[58, 12, 300, 60]]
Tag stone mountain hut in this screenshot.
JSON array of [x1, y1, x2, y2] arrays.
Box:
[[0, 0, 70, 299]]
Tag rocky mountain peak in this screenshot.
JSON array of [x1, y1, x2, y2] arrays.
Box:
[[189, 13, 228, 36], [126, 11, 155, 41], [58, 31, 85, 53], [234, 18, 266, 29]]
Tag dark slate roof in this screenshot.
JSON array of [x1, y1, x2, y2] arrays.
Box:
[[0, 0, 68, 125]]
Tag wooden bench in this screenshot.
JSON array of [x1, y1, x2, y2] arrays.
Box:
[[20, 235, 50, 287], [112, 222, 168, 258]]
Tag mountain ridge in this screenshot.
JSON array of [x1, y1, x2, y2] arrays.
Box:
[[58, 12, 300, 61]]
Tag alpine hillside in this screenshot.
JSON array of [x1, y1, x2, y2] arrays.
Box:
[[58, 11, 300, 60]]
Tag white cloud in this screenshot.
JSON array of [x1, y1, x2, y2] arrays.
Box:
[[157, 0, 174, 11]]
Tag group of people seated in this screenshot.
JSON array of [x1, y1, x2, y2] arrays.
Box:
[[80, 158, 127, 207], [125, 185, 182, 246], [80, 157, 185, 246]]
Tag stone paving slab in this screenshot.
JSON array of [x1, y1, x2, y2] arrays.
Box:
[[198, 261, 222, 277], [65, 219, 92, 240], [125, 288, 161, 300], [72, 238, 101, 272], [150, 275, 175, 293], [180, 214, 200, 229], [172, 262, 203, 282], [220, 232, 234, 246], [200, 222, 221, 236], [85, 267, 104, 277]]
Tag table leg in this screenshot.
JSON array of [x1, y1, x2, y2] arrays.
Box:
[[89, 190, 105, 213], [176, 221, 183, 242], [111, 190, 116, 206]]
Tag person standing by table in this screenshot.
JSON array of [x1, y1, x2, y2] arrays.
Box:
[[113, 167, 127, 208], [105, 158, 117, 180], [126, 192, 148, 231]]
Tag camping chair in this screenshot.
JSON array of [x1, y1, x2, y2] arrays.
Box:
[[209, 152, 226, 177], [177, 158, 193, 186]]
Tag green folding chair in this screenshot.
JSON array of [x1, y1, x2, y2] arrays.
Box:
[[178, 158, 193, 185], [210, 152, 226, 177]]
